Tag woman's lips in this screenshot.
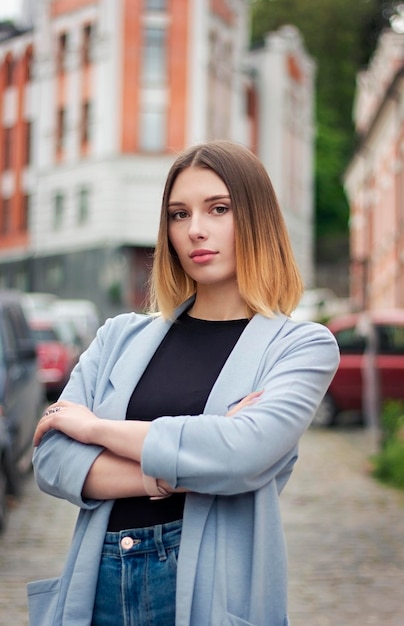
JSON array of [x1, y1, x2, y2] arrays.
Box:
[[189, 249, 218, 264]]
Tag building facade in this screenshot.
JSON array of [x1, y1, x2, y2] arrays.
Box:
[[0, 0, 315, 319], [344, 28, 404, 311], [249, 25, 316, 286]]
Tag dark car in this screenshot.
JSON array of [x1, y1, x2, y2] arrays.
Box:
[[0, 418, 11, 532], [314, 309, 404, 426], [0, 291, 45, 520]]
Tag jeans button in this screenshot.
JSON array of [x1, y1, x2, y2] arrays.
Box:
[[121, 537, 134, 550]]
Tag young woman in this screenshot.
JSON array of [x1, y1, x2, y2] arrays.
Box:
[[28, 140, 340, 626]]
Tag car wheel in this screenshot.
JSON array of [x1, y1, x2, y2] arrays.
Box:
[[0, 457, 8, 534], [312, 393, 338, 428]]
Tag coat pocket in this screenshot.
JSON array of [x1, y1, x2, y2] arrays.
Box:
[[27, 577, 60, 626], [221, 613, 289, 626], [221, 614, 255, 626]]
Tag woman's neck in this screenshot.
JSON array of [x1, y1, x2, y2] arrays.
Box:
[[188, 285, 248, 321]]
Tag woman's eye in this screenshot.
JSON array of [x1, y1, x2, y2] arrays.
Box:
[[212, 205, 229, 215], [170, 210, 188, 220]]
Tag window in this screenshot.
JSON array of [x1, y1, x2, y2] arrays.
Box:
[[81, 101, 91, 144], [139, 109, 166, 152], [24, 121, 32, 165], [145, 0, 167, 10], [7, 305, 31, 351], [376, 324, 404, 355], [57, 32, 68, 73], [25, 46, 34, 82], [82, 23, 93, 66], [1, 307, 18, 354], [142, 27, 167, 84], [46, 260, 64, 289], [334, 327, 366, 354], [56, 108, 65, 153], [31, 327, 59, 343], [21, 194, 30, 231], [3, 127, 13, 170], [77, 187, 90, 223], [14, 269, 28, 292], [1, 198, 12, 235], [4, 54, 14, 87], [53, 192, 64, 229]]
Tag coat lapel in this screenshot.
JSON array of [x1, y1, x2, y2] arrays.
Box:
[[104, 302, 289, 422], [104, 300, 193, 418], [178, 312, 289, 625], [204, 311, 289, 412]]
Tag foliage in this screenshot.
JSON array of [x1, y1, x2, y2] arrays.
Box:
[[250, 0, 389, 254], [371, 400, 404, 490], [315, 106, 351, 240]]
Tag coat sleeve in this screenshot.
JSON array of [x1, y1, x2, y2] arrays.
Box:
[[33, 317, 116, 509], [141, 322, 340, 495]]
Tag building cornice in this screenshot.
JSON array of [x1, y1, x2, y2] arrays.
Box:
[[344, 65, 404, 184]]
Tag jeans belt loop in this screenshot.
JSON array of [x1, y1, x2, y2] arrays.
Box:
[[153, 524, 167, 561]]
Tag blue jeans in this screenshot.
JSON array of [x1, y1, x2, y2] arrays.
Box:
[[91, 519, 182, 626]]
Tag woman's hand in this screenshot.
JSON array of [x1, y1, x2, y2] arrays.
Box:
[[34, 400, 150, 462], [33, 400, 99, 447], [226, 390, 263, 417]]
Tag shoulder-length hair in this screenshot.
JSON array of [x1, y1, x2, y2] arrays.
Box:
[[149, 140, 304, 319]]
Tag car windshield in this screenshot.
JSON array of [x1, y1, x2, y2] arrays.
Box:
[[333, 326, 366, 354], [376, 324, 404, 354], [32, 327, 58, 342]]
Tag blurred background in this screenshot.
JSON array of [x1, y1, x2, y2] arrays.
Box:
[[0, 5, 403, 622], [1, 0, 400, 323], [0, 2, 403, 399]]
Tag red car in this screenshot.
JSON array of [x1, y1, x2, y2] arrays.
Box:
[[30, 318, 79, 399], [314, 309, 404, 426]]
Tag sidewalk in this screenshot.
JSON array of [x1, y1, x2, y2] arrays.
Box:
[[282, 428, 404, 625], [0, 472, 76, 624], [0, 428, 403, 625]]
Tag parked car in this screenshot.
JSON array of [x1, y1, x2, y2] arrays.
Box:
[[29, 317, 79, 399], [314, 309, 404, 426], [0, 418, 11, 532], [21, 292, 59, 318], [0, 290, 45, 524], [50, 299, 101, 349]]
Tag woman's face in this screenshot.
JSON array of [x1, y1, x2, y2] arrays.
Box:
[[167, 167, 237, 288]]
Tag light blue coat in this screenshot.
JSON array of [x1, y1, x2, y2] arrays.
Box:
[[27, 299, 340, 626]]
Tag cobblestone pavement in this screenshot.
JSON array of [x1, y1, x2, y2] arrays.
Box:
[[0, 470, 76, 625], [0, 428, 403, 625], [282, 427, 404, 626]]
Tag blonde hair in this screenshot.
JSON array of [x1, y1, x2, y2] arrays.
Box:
[[149, 140, 303, 319]]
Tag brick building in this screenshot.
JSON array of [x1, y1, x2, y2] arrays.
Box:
[[345, 28, 404, 311], [0, 0, 315, 318]]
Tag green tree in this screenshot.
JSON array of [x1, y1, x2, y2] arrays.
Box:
[[250, 0, 387, 261]]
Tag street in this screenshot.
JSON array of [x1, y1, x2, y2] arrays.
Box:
[[282, 427, 404, 625], [0, 427, 403, 625]]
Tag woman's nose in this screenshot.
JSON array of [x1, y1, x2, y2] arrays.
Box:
[[188, 216, 207, 240]]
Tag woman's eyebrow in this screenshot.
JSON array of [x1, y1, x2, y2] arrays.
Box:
[[167, 201, 185, 208], [168, 195, 230, 208], [203, 194, 231, 203]]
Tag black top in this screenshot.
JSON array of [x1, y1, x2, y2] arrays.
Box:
[[107, 311, 249, 531]]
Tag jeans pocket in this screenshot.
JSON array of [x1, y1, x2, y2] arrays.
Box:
[[27, 577, 60, 626], [167, 543, 180, 567]]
